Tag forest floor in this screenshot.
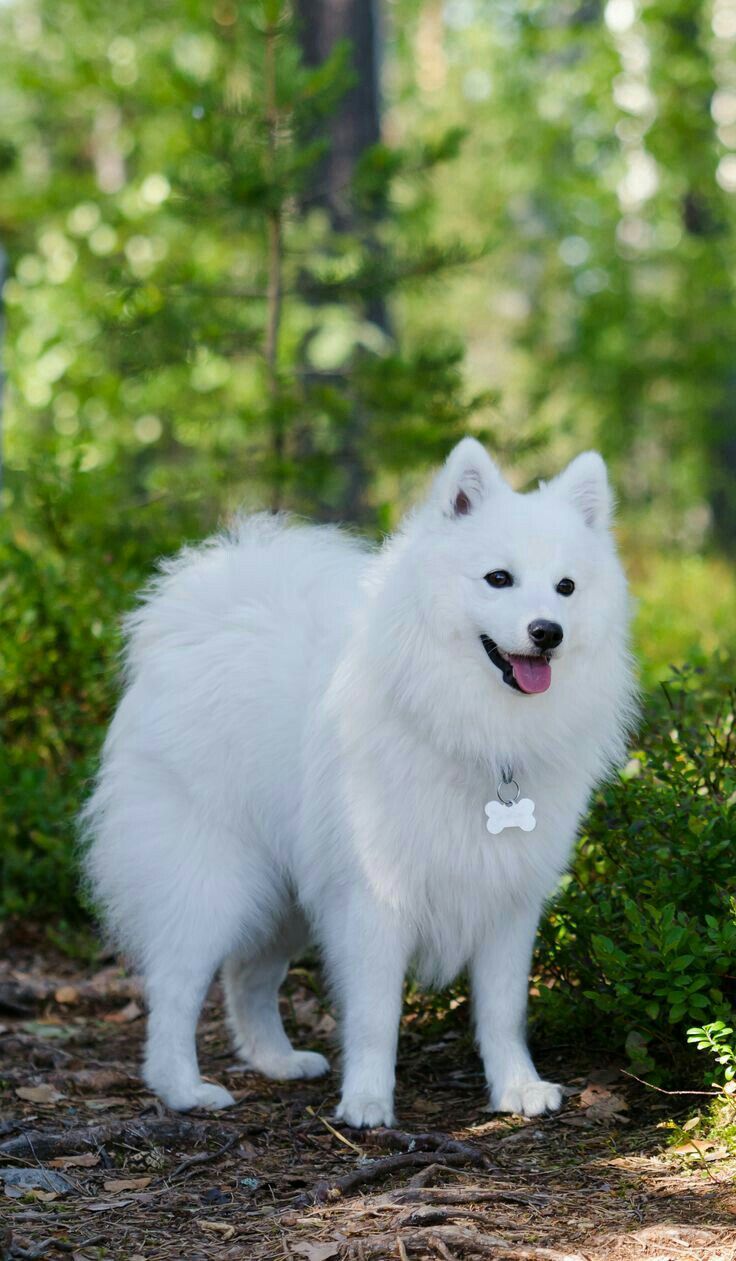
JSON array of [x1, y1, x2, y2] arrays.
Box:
[[2, 937, 735, 1261]]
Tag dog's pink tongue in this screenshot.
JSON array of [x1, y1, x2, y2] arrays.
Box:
[[509, 655, 552, 694]]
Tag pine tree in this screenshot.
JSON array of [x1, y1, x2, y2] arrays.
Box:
[[1, 0, 492, 531]]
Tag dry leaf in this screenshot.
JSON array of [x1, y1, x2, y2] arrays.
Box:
[[15, 1083, 65, 1105], [672, 1138, 724, 1159], [103, 1000, 142, 1024], [66, 1068, 131, 1092], [198, 1221, 236, 1241], [103, 1177, 152, 1193], [290, 992, 320, 1028], [579, 1083, 628, 1121], [89, 965, 142, 997], [54, 985, 80, 1005], [586, 1067, 621, 1086], [292, 1243, 340, 1261], [49, 1154, 100, 1170], [411, 1099, 442, 1115], [313, 1011, 337, 1037]]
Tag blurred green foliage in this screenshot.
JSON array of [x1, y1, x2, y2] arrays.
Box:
[[0, 0, 494, 526], [392, 0, 736, 551]]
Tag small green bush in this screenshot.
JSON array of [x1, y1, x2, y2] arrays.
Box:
[[687, 1019, 736, 1093], [536, 661, 736, 1079], [0, 465, 212, 921], [1, 539, 117, 919]]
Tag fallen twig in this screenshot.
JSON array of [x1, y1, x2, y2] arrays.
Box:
[[0, 974, 141, 1011], [619, 1069, 719, 1097], [0, 1118, 235, 1162], [166, 1132, 241, 1182], [298, 1148, 490, 1206], [306, 1106, 365, 1157], [8, 1235, 106, 1260], [407, 1162, 446, 1188], [343, 1128, 487, 1161], [399, 1206, 506, 1229], [390, 1186, 548, 1207]]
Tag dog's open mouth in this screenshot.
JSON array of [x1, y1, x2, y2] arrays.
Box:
[[480, 635, 552, 695]]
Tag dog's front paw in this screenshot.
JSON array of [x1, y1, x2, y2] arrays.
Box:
[[492, 1079, 563, 1118], [335, 1093, 395, 1129]]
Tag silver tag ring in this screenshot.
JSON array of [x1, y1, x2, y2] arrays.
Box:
[[497, 777, 520, 806]]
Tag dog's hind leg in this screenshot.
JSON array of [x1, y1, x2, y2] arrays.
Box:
[[222, 926, 330, 1081], [140, 856, 254, 1111], [144, 949, 236, 1113], [132, 825, 254, 1112]]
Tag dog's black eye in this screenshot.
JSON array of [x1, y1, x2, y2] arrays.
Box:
[[556, 577, 575, 596], [485, 570, 513, 589]]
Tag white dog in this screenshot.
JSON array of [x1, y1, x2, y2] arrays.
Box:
[[83, 440, 635, 1124]]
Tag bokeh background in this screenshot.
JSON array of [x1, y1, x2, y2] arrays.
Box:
[[0, 0, 734, 1079]]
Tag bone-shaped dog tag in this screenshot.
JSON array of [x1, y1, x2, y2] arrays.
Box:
[[484, 797, 536, 835]]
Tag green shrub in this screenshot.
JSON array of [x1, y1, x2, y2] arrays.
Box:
[[0, 538, 117, 919], [536, 660, 736, 1079], [0, 465, 212, 921], [687, 1019, 736, 1093]]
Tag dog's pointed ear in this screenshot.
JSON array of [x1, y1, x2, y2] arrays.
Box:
[[435, 438, 505, 519], [552, 451, 612, 529]]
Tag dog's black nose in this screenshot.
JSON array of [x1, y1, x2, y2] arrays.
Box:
[[528, 619, 563, 651]]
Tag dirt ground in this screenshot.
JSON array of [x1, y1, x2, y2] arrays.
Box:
[[2, 941, 735, 1261]]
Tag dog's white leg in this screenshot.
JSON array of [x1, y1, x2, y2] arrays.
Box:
[[222, 942, 330, 1081], [144, 951, 236, 1113], [139, 842, 256, 1112], [471, 903, 563, 1118], [329, 895, 410, 1129]]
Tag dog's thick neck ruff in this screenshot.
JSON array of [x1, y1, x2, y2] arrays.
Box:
[[480, 635, 552, 695]]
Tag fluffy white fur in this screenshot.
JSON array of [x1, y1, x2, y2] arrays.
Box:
[[82, 440, 636, 1124]]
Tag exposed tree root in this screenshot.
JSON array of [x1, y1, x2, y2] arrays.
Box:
[[299, 1148, 491, 1206], [344, 1128, 491, 1163], [343, 1226, 586, 1260]]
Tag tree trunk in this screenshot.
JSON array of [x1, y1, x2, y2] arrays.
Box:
[[294, 0, 387, 523], [710, 371, 736, 553], [295, 0, 382, 235]]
